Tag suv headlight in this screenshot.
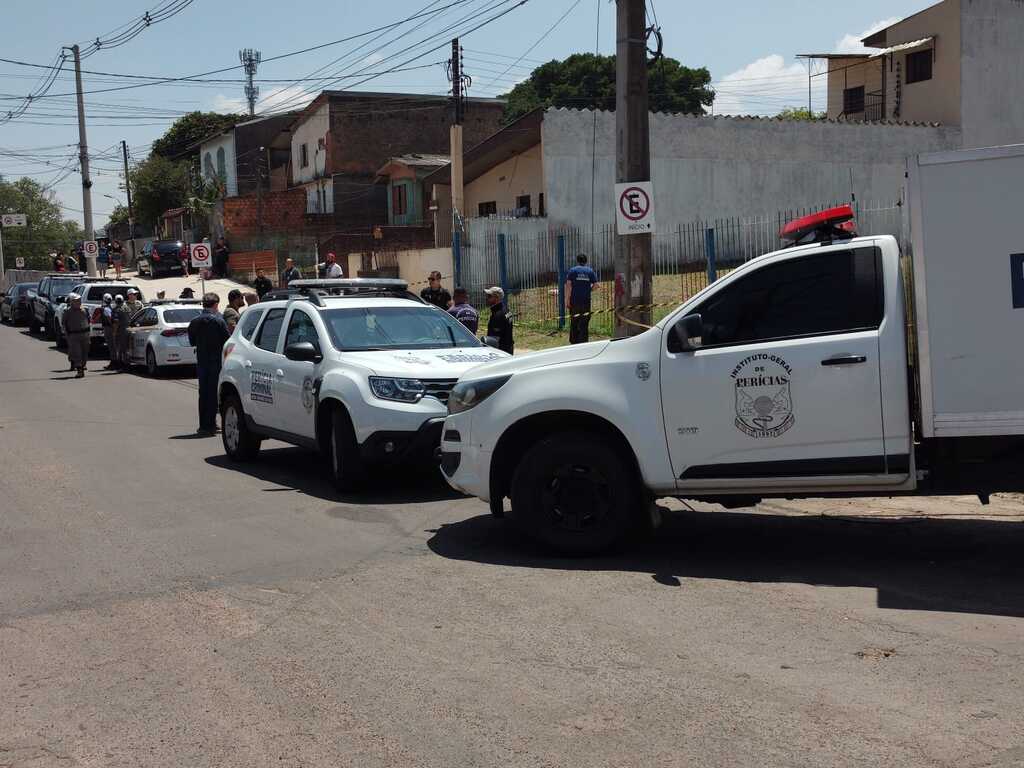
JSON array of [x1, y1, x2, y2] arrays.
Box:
[[448, 375, 511, 415], [369, 376, 425, 403]]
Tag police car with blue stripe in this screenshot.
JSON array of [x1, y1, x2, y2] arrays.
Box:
[[218, 279, 509, 490]]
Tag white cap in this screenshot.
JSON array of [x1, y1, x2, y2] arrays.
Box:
[[67, 292, 81, 301], [483, 286, 504, 299], [127, 288, 137, 296]]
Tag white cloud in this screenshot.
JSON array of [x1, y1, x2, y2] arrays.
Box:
[[834, 17, 901, 54], [211, 85, 314, 116], [713, 54, 824, 117], [361, 53, 384, 68]]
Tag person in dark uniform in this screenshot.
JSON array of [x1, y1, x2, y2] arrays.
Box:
[[253, 268, 273, 300], [281, 258, 302, 286], [420, 271, 451, 310], [214, 237, 230, 278], [187, 293, 231, 437], [484, 286, 513, 355], [565, 253, 600, 344]]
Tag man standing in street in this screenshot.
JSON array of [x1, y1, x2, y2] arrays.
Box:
[[111, 295, 131, 370], [565, 253, 600, 344], [484, 286, 513, 354], [448, 287, 479, 334], [253, 268, 273, 300], [100, 294, 115, 370], [318, 252, 343, 279], [124, 288, 144, 319], [420, 270, 451, 310], [222, 289, 245, 332], [188, 293, 231, 437], [62, 293, 91, 378], [214, 237, 230, 279], [281, 258, 302, 286]]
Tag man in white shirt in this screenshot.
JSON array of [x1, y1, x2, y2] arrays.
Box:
[[318, 252, 343, 279]]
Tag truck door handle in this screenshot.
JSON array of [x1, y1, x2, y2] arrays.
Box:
[[821, 355, 867, 366], [275, 369, 285, 378]]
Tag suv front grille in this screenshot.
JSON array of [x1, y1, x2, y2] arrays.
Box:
[[422, 379, 458, 405]]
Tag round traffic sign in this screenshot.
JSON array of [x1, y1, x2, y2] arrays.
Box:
[[619, 186, 651, 222], [190, 243, 212, 267], [83, 240, 98, 256]]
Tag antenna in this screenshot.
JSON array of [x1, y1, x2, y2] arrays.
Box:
[[239, 48, 262, 116]]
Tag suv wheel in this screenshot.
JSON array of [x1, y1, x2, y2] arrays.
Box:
[[329, 408, 364, 492], [510, 431, 639, 556], [145, 347, 160, 377], [221, 392, 261, 461]]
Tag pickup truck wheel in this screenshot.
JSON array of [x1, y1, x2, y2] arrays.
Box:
[[329, 409, 364, 492], [221, 392, 261, 461], [145, 347, 161, 377], [510, 432, 638, 556]]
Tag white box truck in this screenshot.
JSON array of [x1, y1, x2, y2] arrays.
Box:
[[438, 144, 1024, 554]]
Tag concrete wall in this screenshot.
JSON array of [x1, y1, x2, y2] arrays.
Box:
[[397, 247, 454, 291], [541, 109, 962, 227], [292, 103, 329, 186], [465, 143, 544, 216], [201, 133, 237, 197], [959, 0, 1024, 147]]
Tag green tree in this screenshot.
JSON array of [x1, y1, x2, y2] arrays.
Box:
[[0, 176, 84, 270], [775, 106, 826, 121], [151, 111, 243, 159], [501, 53, 714, 122], [129, 153, 191, 231]]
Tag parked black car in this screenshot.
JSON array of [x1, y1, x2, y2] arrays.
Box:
[[137, 240, 190, 278], [1, 282, 38, 325], [30, 273, 86, 338]]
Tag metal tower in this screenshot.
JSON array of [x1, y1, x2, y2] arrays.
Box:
[[239, 49, 262, 116]]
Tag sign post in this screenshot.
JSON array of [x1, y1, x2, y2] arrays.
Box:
[[191, 243, 212, 297], [0, 213, 28, 282]]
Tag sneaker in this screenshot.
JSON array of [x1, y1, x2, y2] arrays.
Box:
[[75, 370, 84, 379]]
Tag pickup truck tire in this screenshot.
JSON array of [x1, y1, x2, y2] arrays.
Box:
[[221, 392, 261, 461], [510, 431, 638, 556], [329, 408, 364, 492], [145, 347, 161, 377]]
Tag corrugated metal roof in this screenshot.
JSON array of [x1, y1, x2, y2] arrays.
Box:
[[871, 36, 934, 57]]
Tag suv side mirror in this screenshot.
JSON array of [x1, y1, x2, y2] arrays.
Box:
[[669, 313, 703, 353], [285, 341, 322, 363], [482, 335, 500, 349]]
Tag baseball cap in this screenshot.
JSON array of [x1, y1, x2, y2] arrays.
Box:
[[483, 286, 504, 299]]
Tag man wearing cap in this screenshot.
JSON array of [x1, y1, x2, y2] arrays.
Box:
[[484, 286, 513, 354], [448, 287, 479, 334], [62, 293, 91, 378], [111, 295, 132, 369], [124, 288, 144, 319], [420, 271, 452, 310], [188, 293, 231, 436], [281, 258, 302, 286], [318, 252, 343, 279], [222, 289, 245, 332]]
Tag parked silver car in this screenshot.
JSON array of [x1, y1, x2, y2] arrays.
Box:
[[125, 300, 203, 375]]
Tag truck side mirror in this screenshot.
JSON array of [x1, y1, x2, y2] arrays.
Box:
[[670, 313, 703, 352], [482, 335, 500, 349], [284, 341, 322, 363]]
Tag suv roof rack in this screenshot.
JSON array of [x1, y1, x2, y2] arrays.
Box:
[[147, 298, 203, 306], [286, 278, 424, 308]]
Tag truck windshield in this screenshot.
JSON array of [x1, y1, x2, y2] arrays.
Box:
[[322, 306, 482, 351], [50, 278, 80, 296]]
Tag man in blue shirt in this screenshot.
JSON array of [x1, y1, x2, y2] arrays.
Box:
[[187, 293, 231, 436], [447, 287, 479, 334], [565, 253, 600, 344]]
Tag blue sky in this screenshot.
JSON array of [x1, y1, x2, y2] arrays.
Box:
[[0, 0, 935, 227]]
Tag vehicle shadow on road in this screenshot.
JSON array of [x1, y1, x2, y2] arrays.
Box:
[[426, 509, 1024, 618], [204, 445, 462, 504]]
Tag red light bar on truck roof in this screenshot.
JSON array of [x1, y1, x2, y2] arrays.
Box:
[[780, 204, 856, 244]]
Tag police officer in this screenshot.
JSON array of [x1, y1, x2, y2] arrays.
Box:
[[484, 286, 513, 354], [100, 294, 116, 369], [62, 293, 91, 378], [111, 295, 131, 369], [253, 268, 273, 300], [565, 253, 600, 344], [420, 271, 451, 310], [124, 288, 144, 319], [187, 293, 231, 437]]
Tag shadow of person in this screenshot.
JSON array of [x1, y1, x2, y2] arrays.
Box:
[[426, 507, 1024, 618], [204, 445, 463, 505]]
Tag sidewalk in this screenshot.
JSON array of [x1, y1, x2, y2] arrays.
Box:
[[127, 269, 249, 301]]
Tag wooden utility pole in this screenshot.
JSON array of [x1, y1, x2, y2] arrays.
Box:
[[121, 140, 136, 265], [613, 0, 652, 337], [449, 39, 465, 226], [71, 44, 97, 276]]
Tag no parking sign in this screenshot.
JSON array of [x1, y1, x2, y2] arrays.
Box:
[[190, 242, 212, 269]]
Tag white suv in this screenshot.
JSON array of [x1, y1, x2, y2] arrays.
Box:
[[218, 279, 509, 490]]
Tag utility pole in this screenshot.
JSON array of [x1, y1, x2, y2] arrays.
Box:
[[256, 148, 264, 249], [121, 140, 136, 265], [71, 44, 97, 276], [613, 0, 652, 336], [239, 49, 262, 117], [449, 39, 465, 227]]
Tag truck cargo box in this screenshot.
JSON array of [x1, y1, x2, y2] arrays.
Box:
[[907, 144, 1024, 438]]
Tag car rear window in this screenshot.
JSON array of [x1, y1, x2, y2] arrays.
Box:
[[163, 308, 202, 324], [155, 243, 183, 253], [84, 285, 143, 301]]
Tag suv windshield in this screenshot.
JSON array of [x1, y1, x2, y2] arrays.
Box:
[[323, 306, 482, 351], [50, 278, 80, 296], [163, 308, 202, 324], [84, 285, 143, 301]]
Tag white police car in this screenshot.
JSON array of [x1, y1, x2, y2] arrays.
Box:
[[125, 299, 203, 375], [218, 279, 509, 490]]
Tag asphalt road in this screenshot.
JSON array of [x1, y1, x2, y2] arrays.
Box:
[[2, 322, 1023, 768]]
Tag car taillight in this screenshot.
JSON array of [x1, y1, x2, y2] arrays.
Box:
[[161, 328, 188, 337], [152, 252, 160, 261], [223, 342, 235, 361]]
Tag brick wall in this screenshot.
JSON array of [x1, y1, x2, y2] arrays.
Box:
[[223, 188, 306, 236]]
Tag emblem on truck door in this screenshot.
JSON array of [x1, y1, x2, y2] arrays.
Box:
[[731, 354, 795, 438]]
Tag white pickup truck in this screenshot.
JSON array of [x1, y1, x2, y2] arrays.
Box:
[[440, 144, 1024, 554]]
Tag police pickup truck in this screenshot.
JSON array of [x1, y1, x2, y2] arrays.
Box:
[[218, 279, 509, 489], [440, 144, 1024, 554]]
